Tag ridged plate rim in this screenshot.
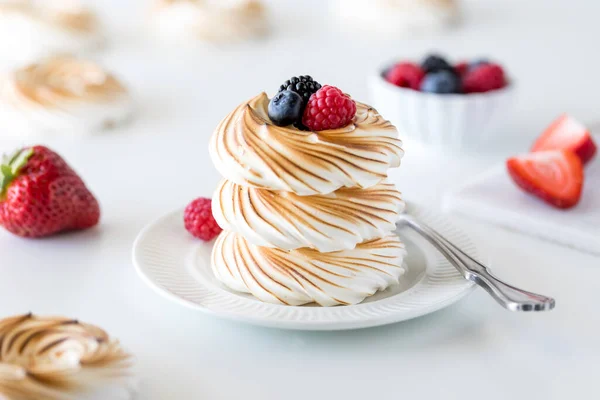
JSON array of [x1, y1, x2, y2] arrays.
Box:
[[132, 204, 478, 330]]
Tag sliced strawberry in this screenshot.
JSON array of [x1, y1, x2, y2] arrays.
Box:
[[531, 114, 597, 165], [506, 150, 584, 209]]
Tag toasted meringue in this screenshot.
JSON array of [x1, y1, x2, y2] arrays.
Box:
[[0, 1, 103, 67], [210, 92, 404, 196], [212, 231, 407, 306], [334, 0, 458, 35], [150, 0, 267, 44], [0, 313, 134, 400], [213, 179, 404, 252], [0, 57, 133, 134]]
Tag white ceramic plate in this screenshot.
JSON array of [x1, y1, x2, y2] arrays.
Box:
[[133, 204, 479, 330]]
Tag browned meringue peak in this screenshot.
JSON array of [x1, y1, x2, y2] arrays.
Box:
[[213, 178, 404, 252], [212, 231, 407, 306], [10, 56, 127, 107], [0, 313, 133, 400], [209, 92, 404, 196]]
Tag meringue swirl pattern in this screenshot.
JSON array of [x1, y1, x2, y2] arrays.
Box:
[[210, 91, 405, 306], [0, 313, 134, 400], [213, 179, 405, 252], [212, 231, 407, 306], [210, 92, 403, 196], [0, 57, 133, 134]]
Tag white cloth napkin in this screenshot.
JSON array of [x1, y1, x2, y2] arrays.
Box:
[[443, 158, 600, 255]]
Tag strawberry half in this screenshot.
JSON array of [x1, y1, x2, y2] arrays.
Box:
[[506, 150, 583, 209], [531, 114, 597, 165], [0, 146, 100, 238]]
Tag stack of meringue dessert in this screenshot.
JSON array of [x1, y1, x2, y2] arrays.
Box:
[[210, 76, 407, 306]]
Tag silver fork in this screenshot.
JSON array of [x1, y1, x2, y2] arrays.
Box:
[[397, 212, 555, 312]]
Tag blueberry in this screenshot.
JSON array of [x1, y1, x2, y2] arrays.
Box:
[[469, 58, 489, 72], [421, 54, 453, 74], [268, 90, 304, 126], [420, 70, 461, 94]]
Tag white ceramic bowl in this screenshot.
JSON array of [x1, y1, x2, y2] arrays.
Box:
[[368, 68, 515, 150]]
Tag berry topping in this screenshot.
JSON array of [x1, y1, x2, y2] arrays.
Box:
[[385, 62, 425, 90], [420, 70, 461, 94], [506, 150, 583, 209], [463, 63, 506, 93], [268, 90, 303, 127], [278, 75, 321, 102], [531, 114, 597, 165], [421, 54, 454, 74], [184, 197, 222, 241], [468, 58, 490, 72], [302, 85, 356, 131], [454, 61, 469, 77]]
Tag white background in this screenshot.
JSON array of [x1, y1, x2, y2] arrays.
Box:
[[0, 0, 599, 399]]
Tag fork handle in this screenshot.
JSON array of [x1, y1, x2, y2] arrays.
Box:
[[403, 216, 555, 312]]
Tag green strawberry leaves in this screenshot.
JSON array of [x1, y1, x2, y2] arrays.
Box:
[[0, 147, 33, 198]]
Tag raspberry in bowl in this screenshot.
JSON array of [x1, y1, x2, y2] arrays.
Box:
[[369, 53, 515, 150]]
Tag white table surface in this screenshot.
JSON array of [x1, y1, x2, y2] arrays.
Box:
[[1, 0, 599, 399]]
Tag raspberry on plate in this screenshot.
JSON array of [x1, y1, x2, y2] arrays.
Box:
[[184, 197, 222, 241], [463, 63, 507, 93], [302, 85, 357, 131], [385, 62, 425, 90]]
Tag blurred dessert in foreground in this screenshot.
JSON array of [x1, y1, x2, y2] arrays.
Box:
[[0, 57, 133, 134], [0, 313, 134, 400], [333, 0, 458, 35], [0, 0, 103, 67], [209, 76, 406, 306], [149, 0, 268, 44]]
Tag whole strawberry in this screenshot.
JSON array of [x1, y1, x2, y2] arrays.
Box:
[[0, 146, 100, 238]]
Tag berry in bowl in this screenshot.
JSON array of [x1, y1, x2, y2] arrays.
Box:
[[369, 53, 514, 150]]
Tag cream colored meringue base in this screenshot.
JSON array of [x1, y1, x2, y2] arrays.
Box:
[[0, 314, 134, 400], [0, 6, 103, 68], [149, 0, 267, 44], [334, 0, 458, 34], [212, 231, 407, 307], [213, 178, 405, 252], [0, 73, 134, 135], [210, 93, 403, 195]]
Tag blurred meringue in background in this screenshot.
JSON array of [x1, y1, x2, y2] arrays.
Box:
[[0, 313, 135, 400], [0, 0, 103, 69], [0, 56, 134, 135], [333, 0, 459, 35], [148, 0, 268, 44]]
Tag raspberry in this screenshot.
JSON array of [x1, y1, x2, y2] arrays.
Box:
[[385, 62, 424, 90], [454, 61, 469, 77], [463, 64, 506, 93], [184, 197, 222, 241], [302, 86, 356, 131]]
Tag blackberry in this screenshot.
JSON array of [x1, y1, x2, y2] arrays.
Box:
[[278, 75, 322, 102], [421, 54, 454, 74]]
